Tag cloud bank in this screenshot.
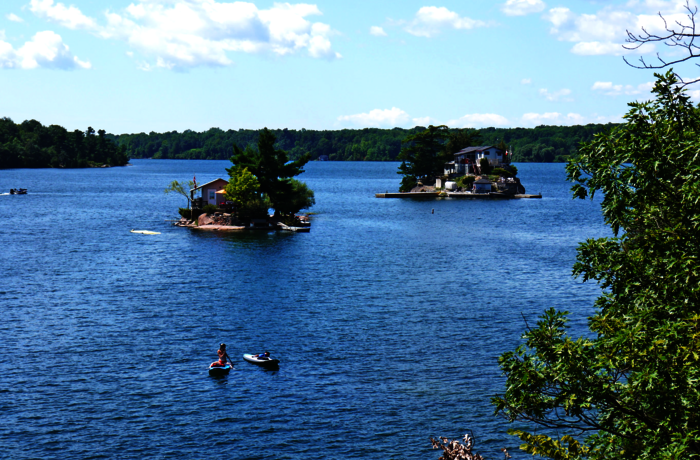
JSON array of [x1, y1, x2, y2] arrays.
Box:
[[501, 0, 545, 17], [543, 1, 691, 56], [0, 30, 91, 69], [592, 81, 654, 96], [404, 6, 489, 38], [337, 107, 411, 128], [29, 0, 341, 69]]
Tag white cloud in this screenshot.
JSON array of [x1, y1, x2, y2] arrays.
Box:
[[687, 89, 700, 100], [338, 107, 411, 128], [370, 26, 387, 37], [592, 81, 654, 96], [543, 2, 691, 56], [501, 0, 545, 16], [30, 0, 98, 30], [412, 116, 439, 126], [29, 0, 341, 69], [539, 88, 572, 101], [521, 78, 531, 84], [6, 13, 24, 23], [521, 112, 586, 125], [447, 113, 510, 128], [571, 41, 628, 56], [0, 30, 91, 69], [404, 6, 489, 38]]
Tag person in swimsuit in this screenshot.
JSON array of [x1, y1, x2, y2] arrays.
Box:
[[255, 351, 271, 360], [212, 343, 232, 367]]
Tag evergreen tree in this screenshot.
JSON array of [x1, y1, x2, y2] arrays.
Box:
[[227, 128, 312, 216], [397, 125, 450, 191]]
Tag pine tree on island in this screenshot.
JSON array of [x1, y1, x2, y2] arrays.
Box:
[[225, 128, 315, 224]]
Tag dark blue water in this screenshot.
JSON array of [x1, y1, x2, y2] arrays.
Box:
[[0, 161, 608, 459]]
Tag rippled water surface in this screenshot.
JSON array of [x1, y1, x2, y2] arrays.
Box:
[[0, 161, 608, 459]]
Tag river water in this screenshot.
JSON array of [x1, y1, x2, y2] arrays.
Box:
[[0, 160, 608, 459]]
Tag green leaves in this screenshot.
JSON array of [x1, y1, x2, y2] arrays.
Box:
[[227, 128, 313, 217], [496, 71, 700, 459]]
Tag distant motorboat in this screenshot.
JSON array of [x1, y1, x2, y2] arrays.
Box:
[[9, 188, 27, 195]]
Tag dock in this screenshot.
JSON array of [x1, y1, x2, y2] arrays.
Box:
[[375, 192, 541, 199], [375, 192, 440, 198]]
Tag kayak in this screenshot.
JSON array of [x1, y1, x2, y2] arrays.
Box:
[[243, 354, 280, 367], [208, 363, 232, 376]]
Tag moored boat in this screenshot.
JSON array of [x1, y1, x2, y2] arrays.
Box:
[[243, 353, 280, 367]]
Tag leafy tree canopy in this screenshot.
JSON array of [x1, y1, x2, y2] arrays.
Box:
[[0, 118, 129, 169], [112, 124, 611, 164], [226, 127, 312, 216], [273, 178, 315, 216], [224, 167, 259, 208], [493, 71, 700, 459]]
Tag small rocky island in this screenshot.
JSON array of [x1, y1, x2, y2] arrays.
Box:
[[173, 178, 311, 232], [379, 126, 541, 199], [167, 129, 315, 232]]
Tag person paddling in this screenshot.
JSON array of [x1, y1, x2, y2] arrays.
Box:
[[211, 343, 232, 367]]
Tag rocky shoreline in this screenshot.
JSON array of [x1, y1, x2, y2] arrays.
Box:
[[173, 212, 310, 232]]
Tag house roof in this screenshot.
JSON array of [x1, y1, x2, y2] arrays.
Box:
[[455, 146, 504, 155], [191, 178, 227, 192]]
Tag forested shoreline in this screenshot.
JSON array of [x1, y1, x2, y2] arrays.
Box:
[[0, 118, 129, 169], [112, 123, 616, 163], [0, 118, 616, 169]]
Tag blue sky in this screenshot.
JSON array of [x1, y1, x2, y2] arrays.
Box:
[[1, 0, 699, 134]]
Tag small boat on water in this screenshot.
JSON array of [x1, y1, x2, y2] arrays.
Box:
[[9, 189, 27, 195], [243, 353, 280, 368], [130, 229, 161, 235], [208, 363, 233, 376]]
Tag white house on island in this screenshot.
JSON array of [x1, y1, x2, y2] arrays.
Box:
[[444, 145, 509, 176]]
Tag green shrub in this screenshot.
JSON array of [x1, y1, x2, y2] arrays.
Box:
[[479, 158, 492, 175], [179, 207, 203, 220], [202, 204, 218, 215], [456, 175, 476, 189], [399, 176, 417, 192], [493, 167, 514, 178]]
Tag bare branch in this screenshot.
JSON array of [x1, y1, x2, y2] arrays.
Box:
[[624, 1, 700, 86]]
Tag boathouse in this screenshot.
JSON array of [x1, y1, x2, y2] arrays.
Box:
[[191, 178, 229, 206], [473, 178, 493, 194]]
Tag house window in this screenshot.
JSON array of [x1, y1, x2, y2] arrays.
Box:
[[209, 190, 215, 201]]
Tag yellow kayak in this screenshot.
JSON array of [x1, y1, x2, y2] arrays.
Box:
[[130, 229, 161, 235]]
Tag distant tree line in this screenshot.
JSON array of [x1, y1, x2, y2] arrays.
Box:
[[0, 118, 129, 169], [112, 124, 616, 163], [479, 124, 615, 163]]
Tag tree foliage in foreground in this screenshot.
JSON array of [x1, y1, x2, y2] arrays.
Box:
[[0, 118, 129, 169], [226, 128, 314, 217], [493, 71, 700, 459]]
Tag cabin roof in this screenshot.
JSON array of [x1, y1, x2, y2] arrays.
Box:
[[191, 178, 227, 192]]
